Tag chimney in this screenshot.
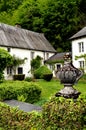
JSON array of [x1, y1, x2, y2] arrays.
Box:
[[15, 23, 21, 28]]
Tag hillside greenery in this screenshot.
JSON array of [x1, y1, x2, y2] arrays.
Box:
[[0, 0, 86, 52]]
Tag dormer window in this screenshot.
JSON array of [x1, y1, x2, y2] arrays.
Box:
[[78, 42, 84, 52]]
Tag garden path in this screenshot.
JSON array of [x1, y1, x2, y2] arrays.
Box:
[[4, 99, 42, 112]]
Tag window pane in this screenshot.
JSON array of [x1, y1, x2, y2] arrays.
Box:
[[18, 67, 23, 74], [78, 42, 84, 52], [31, 52, 34, 60], [82, 42, 84, 52], [79, 61, 84, 68], [7, 67, 12, 75]]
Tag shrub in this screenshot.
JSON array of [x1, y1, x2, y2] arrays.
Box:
[[43, 74, 53, 81], [13, 74, 25, 80], [0, 95, 86, 130], [0, 72, 4, 83], [24, 77, 33, 82], [31, 55, 42, 71], [0, 81, 42, 103], [0, 102, 42, 129], [41, 95, 86, 130], [34, 65, 52, 81]]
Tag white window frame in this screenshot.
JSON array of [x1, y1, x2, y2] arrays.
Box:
[[78, 42, 84, 52], [7, 67, 12, 75], [31, 52, 35, 60], [79, 61, 84, 69], [46, 52, 49, 60], [43, 52, 45, 61]]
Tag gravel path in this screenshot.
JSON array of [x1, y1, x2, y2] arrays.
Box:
[[4, 99, 42, 112]]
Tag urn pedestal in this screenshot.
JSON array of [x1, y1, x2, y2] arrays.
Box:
[[55, 53, 83, 99]]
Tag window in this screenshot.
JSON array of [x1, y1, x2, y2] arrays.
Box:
[[57, 64, 61, 70], [49, 65, 53, 71], [7, 67, 12, 75], [46, 53, 49, 59], [31, 52, 34, 60], [78, 42, 84, 52], [43, 52, 45, 60], [43, 52, 49, 60], [79, 61, 84, 69], [18, 67, 23, 74], [7, 47, 11, 52]]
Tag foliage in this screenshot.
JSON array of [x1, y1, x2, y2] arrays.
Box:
[[0, 48, 12, 71], [0, 0, 86, 52], [10, 55, 27, 74], [0, 0, 24, 12], [0, 48, 12, 81], [41, 96, 86, 129], [31, 55, 42, 73], [11, 55, 27, 67], [43, 74, 53, 81], [11, 0, 80, 52], [0, 72, 4, 83], [75, 54, 86, 72], [0, 102, 42, 129], [34, 65, 52, 80], [75, 54, 86, 61], [0, 95, 86, 129], [0, 81, 42, 103], [24, 76, 34, 82]]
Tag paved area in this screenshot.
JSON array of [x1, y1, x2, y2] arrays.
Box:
[[4, 99, 42, 112]]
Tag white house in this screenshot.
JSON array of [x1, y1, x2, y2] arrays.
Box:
[[70, 27, 86, 73], [0, 23, 56, 79]]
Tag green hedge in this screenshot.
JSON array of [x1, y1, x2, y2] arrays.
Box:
[[13, 74, 25, 80], [0, 95, 86, 130], [34, 65, 52, 81], [0, 102, 42, 130], [0, 81, 41, 103], [43, 74, 53, 81], [42, 96, 86, 130]]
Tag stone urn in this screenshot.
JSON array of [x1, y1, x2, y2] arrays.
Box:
[[55, 53, 83, 99]]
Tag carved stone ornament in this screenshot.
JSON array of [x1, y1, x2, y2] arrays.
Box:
[[55, 53, 83, 99]]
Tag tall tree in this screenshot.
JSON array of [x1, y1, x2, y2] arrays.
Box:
[[12, 0, 80, 52], [0, 0, 86, 52]]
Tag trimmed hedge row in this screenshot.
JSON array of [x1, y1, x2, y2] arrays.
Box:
[[0, 96, 86, 130], [0, 102, 42, 130], [42, 95, 86, 130], [13, 74, 25, 80], [0, 81, 41, 103]]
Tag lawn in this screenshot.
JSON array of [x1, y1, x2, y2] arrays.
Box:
[[34, 77, 86, 105]]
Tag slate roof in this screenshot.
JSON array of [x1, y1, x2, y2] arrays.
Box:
[[46, 52, 71, 63], [70, 27, 86, 40], [0, 23, 56, 52]]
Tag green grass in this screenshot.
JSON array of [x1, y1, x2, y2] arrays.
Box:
[[34, 78, 86, 106], [37, 79, 62, 99], [34, 79, 62, 105]]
